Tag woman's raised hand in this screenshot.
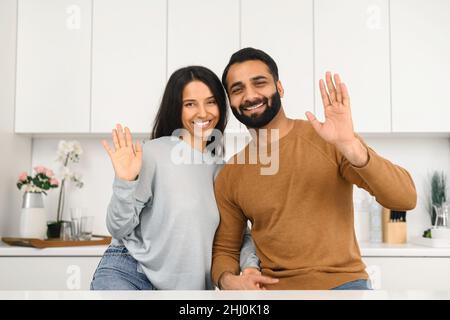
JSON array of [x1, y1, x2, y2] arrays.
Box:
[[102, 124, 143, 181]]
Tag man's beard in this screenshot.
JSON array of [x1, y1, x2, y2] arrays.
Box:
[[231, 91, 282, 129]]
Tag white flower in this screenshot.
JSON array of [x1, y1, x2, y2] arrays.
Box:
[[72, 141, 83, 156], [24, 184, 44, 193], [56, 140, 83, 164], [71, 172, 84, 189], [55, 140, 84, 191], [61, 166, 73, 180]]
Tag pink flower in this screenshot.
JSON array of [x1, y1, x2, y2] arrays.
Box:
[[50, 178, 59, 186], [46, 169, 54, 177], [18, 172, 28, 182], [34, 166, 46, 174]]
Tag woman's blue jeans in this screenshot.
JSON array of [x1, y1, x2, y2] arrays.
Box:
[[90, 245, 155, 290]]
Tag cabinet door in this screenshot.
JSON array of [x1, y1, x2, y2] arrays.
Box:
[[15, 0, 91, 133], [314, 0, 391, 133], [391, 0, 450, 132], [241, 0, 314, 121], [91, 0, 167, 134], [0, 257, 101, 290], [167, 0, 241, 131], [363, 257, 450, 290]]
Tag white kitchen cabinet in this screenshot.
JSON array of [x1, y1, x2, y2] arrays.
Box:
[[91, 0, 167, 134], [390, 0, 450, 132], [363, 257, 450, 290], [167, 0, 241, 132], [241, 0, 314, 122], [0, 257, 101, 290], [314, 0, 391, 133], [15, 0, 91, 133]]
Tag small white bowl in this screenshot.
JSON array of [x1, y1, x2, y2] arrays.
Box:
[[431, 228, 450, 239]]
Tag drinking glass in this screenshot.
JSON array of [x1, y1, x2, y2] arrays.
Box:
[[59, 221, 72, 240], [80, 216, 94, 240], [70, 208, 85, 240]]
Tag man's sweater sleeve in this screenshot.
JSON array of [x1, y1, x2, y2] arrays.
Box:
[[211, 169, 247, 287], [339, 137, 417, 211]]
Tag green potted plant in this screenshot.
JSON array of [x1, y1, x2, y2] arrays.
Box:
[[423, 171, 447, 238]]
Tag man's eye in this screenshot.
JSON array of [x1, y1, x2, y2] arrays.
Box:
[[255, 82, 266, 86], [232, 88, 242, 94]]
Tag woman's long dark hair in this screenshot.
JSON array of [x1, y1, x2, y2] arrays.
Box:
[[151, 66, 228, 153]]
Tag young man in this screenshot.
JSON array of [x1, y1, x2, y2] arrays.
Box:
[[211, 48, 417, 290]]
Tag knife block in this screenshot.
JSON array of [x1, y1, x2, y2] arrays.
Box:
[[382, 207, 407, 244]]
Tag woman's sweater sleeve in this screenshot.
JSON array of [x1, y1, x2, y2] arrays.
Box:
[[239, 226, 260, 271], [106, 143, 156, 239]]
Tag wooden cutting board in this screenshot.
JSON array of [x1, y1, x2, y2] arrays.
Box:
[[1, 235, 112, 248]]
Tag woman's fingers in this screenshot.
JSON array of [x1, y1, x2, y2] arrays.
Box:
[[135, 140, 142, 159], [116, 123, 127, 147], [101, 140, 113, 157], [125, 126, 133, 149], [112, 129, 120, 150]]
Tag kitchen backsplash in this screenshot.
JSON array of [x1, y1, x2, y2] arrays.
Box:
[[3, 135, 448, 240]]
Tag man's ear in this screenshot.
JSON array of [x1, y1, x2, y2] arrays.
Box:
[[276, 80, 284, 98]]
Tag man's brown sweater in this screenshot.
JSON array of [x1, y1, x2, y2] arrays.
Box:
[[212, 120, 417, 289]]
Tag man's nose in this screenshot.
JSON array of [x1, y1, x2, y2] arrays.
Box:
[[242, 86, 260, 105]]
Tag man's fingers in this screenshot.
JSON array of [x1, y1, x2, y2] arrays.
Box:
[[252, 275, 279, 285], [325, 71, 336, 103], [305, 111, 322, 133], [319, 79, 330, 106], [341, 82, 350, 106], [334, 73, 343, 103], [242, 268, 261, 276]]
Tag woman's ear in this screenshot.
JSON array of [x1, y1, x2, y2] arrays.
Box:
[[276, 80, 284, 98]]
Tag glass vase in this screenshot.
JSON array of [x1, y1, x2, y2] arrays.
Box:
[[20, 192, 47, 239]]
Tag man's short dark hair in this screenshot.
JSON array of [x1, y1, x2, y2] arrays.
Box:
[[221, 47, 279, 92]]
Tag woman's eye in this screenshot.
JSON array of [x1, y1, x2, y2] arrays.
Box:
[[184, 103, 194, 107], [207, 100, 217, 105]]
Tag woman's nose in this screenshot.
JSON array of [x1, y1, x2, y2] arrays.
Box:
[[197, 104, 208, 118]]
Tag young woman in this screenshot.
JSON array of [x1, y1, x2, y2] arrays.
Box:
[[90, 66, 260, 290]]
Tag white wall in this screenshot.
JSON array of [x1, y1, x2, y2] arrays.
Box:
[[354, 136, 450, 241], [25, 134, 450, 240], [1, 0, 449, 241], [29, 137, 119, 235], [0, 0, 32, 237]]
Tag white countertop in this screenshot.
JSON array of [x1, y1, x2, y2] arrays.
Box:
[[0, 241, 449, 257], [0, 290, 449, 300]]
